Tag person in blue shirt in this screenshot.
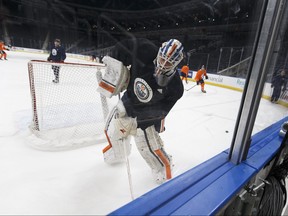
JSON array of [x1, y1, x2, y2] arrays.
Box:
[[47, 39, 66, 83]]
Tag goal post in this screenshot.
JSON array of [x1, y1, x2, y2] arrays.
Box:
[[27, 60, 116, 151]]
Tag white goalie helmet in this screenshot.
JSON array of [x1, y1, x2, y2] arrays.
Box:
[[155, 39, 184, 86]]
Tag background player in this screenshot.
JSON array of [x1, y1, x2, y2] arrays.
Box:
[[91, 54, 96, 62], [97, 38, 184, 184], [180, 65, 189, 84], [271, 69, 287, 103], [194, 65, 208, 93], [47, 39, 66, 83], [0, 40, 10, 60]]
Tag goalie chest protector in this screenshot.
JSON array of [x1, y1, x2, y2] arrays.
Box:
[[112, 38, 184, 130]]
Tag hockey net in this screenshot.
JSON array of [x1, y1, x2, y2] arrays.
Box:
[[28, 60, 117, 151]]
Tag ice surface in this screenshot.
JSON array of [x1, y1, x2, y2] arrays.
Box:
[[0, 51, 287, 215]]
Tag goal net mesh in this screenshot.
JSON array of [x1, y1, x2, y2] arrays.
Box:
[[27, 60, 117, 151]]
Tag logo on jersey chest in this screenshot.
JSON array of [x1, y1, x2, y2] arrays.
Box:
[[52, 48, 58, 56], [134, 78, 153, 103]]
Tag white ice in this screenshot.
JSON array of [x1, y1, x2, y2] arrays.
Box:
[[0, 51, 287, 215]]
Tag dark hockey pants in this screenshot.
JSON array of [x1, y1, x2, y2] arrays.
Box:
[[271, 87, 282, 101]]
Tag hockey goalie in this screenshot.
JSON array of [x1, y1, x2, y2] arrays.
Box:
[[97, 38, 184, 184]]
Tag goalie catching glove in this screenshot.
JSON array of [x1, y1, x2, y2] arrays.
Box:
[[97, 56, 130, 98]]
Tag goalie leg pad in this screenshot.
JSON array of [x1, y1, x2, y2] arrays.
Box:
[[103, 136, 132, 164], [102, 100, 136, 164], [135, 125, 173, 184]]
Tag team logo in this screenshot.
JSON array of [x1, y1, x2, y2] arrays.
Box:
[[52, 49, 57, 56], [134, 78, 153, 103]]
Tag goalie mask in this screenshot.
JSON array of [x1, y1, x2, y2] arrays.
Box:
[[155, 39, 184, 86]]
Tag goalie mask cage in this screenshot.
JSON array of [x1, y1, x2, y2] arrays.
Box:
[[28, 60, 115, 151]]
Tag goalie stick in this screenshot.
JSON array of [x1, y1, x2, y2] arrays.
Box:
[[119, 93, 134, 200], [123, 137, 135, 200], [108, 93, 135, 200]]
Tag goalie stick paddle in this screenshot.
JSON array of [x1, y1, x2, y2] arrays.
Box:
[[117, 93, 134, 200]]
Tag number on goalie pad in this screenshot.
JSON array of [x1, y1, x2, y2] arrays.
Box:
[[102, 101, 137, 164], [97, 56, 130, 98], [135, 125, 174, 184]]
